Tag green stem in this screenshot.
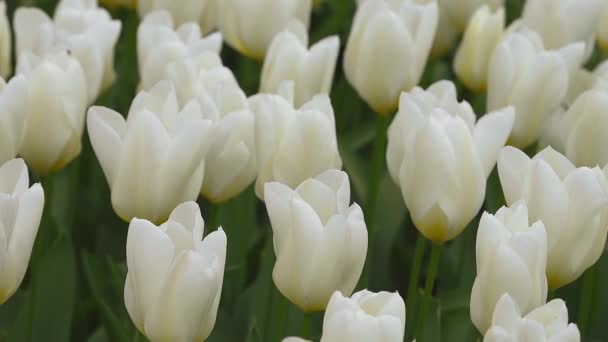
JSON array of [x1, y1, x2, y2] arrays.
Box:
[[275, 295, 287, 342], [300, 312, 311, 340], [578, 267, 596, 338], [404, 233, 426, 339], [366, 115, 390, 232], [416, 243, 442, 341]]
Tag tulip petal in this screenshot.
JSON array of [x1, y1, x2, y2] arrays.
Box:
[[474, 107, 515, 177], [86, 106, 125, 185]]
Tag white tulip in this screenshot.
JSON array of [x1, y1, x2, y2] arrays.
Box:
[[14, 0, 121, 103], [250, 82, 342, 200], [217, 0, 312, 60], [167, 53, 256, 203], [453, 5, 505, 93], [498, 146, 608, 289], [137, 10, 222, 91], [18, 51, 87, 175], [440, 0, 503, 31], [484, 294, 580, 342], [344, 0, 438, 115], [138, 0, 217, 34], [87, 81, 214, 223], [0, 159, 44, 304], [320, 290, 406, 342], [470, 201, 548, 334], [124, 201, 226, 341], [521, 0, 603, 58], [265, 170, 367, 311], [487, 28, 585, 149], [0, 2, 11, 78], [386, 81, 514, 243], [260, 22, 339, 107], [598, 1, 608, 53], [0, 75, 28, 165]]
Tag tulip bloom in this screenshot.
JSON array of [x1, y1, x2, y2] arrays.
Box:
[[124, 201, 226, 341], [498, 146, 608, 289], [217, 0, 312, 60], [138, 0, 217, 34], [470, 201, 548, 334], [441, 0, 503, 31], [0, 75, 28, 165], [265, 170, 367, 311], [260, 23, 339, 107], [137, 10, 222, 90], [386, 81, 514, 243], [0, 2, 11, 78], [344, 0, 438, 115], [87, 81, 214, 223], [484, 294, 580, 342], [487, 28, 584, 149]]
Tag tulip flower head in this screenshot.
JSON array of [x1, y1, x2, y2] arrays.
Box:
[[386, 81, 514, 243], [0, 2, 11, 78], [0, 75, 28, 165], [265, 170, 367, 311], [138, 0, 217, 34]]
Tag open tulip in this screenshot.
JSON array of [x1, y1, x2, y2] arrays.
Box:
[[217, 0, 312, 60], [484, 294, 580, 342], [124, 201, 226, 341], [265, 170, 367, 311], [487, 28, 585, 149], [167, 53, 256, 203], [138, 0, 217, 34], [18, 51, 87, 175], [386, 81, 514, 243], [87, 81, 214, 223], [250, 82, 342, 200], [0, 2, 11, 78], [0, 159, 44, 304], [441, 0, 503, 31], [137, 10, 222, 91], [470, 201, 548, 334], [498, 146, 608, 289], [0, 75, 28, 165], [344, 0, 438, 115], [260, 22, 339, 107]]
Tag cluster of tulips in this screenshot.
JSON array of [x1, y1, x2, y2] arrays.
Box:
[[1, 0, 608, 341]]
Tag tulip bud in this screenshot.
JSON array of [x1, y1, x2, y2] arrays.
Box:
[[167, 53, 256, 203], [498, 146, 608, 289], [321, 290, 406, 342], [137, 10, 222, 91], [260, 22, 339, 107], [14, 0, 121, 103], [265, 170, 367, 311], [138, 0, 217, 34], [18, 51, 87, 175], [599, 2, 608, 53], [87, 81, 214, 223], [343, 0, 438, 115], [470, 201, 548, 334], [217, 0, 312, 60], [484, 294, 580, 342], [0, 2, 11, 78], [386, 81, 514, 243], [250, 82, 342, 200], [0, 75, 28, 164], [453, 5, 505, 93], [124, 201, 226, 341], [441, 0, 503, 31], [487, 29, 585, 149], [0, 159, 44, 304]]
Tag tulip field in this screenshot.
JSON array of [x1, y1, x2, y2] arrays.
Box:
[[1, 0, 608, 341]]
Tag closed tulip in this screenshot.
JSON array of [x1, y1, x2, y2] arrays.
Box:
[[470, 201, 548, 334], [167, 53, 256, 203], [138, 0, 217, 34], [0, 75, 28, 165], [265, 170, 367, 311], [487, 28, 585, 149], [137, 10, 222, 91], [260, 22, 339, 107], [124, 201, 226, 341], [441, 0, 503, 31], [321, 290, 406, 342], [599, 2, 608, 53], [484, 294, 580, 342], [453, 5, 505, 93], [87, 81, 214, 223], [0, 159, 44, 304], [498, 146, 608, 289], [18, 51, 87, 175], [217, 0, 312, 60], [14, 0, 121, 103], [344, 0, 438, 115], [386, 81, 514, 243], [0, 2, 11, 78], [250, 82, 342, 199]]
